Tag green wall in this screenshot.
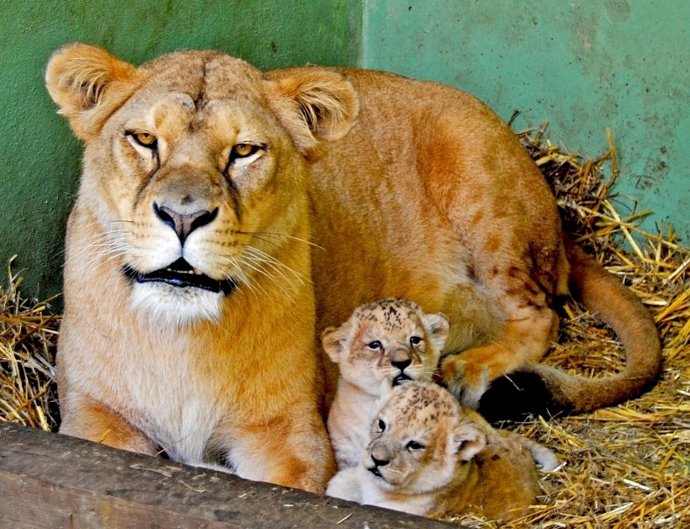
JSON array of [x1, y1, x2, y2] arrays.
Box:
[[1, 0, 687, 301], [362, 0, 689, 243], [0, 0, 361, 300]]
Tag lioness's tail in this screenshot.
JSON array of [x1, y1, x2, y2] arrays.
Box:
[[480, 241, 661, 421]]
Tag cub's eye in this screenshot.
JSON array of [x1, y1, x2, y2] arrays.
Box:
[[367, 340, 383, 351], [377, 419, 386, 432], [406, 440, 425, 451], [409, 336, 422, 346], [128, 131, 158, 149], [231, 143, 259, 158]]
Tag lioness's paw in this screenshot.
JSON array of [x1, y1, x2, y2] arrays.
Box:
[[441, 356, 489, 408]]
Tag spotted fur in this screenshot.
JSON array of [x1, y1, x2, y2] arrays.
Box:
[[322, 298, 449, 469]]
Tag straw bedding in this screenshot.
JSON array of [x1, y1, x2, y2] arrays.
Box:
[[1, 126, 688, 527]]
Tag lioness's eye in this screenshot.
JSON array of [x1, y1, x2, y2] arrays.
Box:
[[406, 440, 425, 451], [232, 143, 259, 158], [409, 336, 422, 346], [367, 340, 383, 351], [377, 419, 386, 432], [129, 131, 158, 149]]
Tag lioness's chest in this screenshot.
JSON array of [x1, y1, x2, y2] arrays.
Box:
[[118, 349, 225, 463], [72, 323, 229, 464]]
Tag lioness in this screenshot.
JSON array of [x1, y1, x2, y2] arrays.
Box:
[[323, 298, 449, 469], [326, 382, 558, 521], [46, 43, 660, 492]]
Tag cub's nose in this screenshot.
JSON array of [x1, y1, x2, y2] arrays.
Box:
[[371, 455, 390, 467], [370, 443, 391, 467], [391, 358, 412, 371], [153, 202, 218, 244]]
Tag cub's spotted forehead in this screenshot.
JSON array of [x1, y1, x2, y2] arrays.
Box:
[[384, 382, 459, 425], [353, 298, 422, 331]]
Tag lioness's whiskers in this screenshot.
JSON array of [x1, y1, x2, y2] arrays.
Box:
[[243, 250, 296, 289], [63, 230, 130, 269], [237, 254, 292, 298], [231, 230, 323, 250], [221, 255, 265, 297], [244, 246, 309, 285]]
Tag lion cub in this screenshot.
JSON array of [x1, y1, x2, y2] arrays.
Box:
[[322, 298, 449, 469], [327, 381, 558, 521]]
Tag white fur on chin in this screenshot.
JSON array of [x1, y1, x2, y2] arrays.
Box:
[[130, 282, 223, 327]]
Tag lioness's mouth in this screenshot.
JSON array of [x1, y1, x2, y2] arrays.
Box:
[[123, 258, 237, 295]]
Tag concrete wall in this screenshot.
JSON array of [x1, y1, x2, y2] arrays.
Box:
[[0, 0, 361, 300], [1, 0, 687, 300], [362, 0, 689, 242]]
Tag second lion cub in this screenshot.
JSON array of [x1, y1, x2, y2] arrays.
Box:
[[327, 381, 558, 521], [322, 298, 449, 469]]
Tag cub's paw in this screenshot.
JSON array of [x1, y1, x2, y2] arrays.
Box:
[[441, 356, 489, 408]]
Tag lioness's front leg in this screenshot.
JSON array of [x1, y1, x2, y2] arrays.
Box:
[[229, 405, 335, 493], [59, 390, 158, 456]]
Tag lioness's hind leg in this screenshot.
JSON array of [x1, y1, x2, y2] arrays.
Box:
[[442, 310, 557, 407], [417, 107, 564, 408], [442, 247, 560, 407]]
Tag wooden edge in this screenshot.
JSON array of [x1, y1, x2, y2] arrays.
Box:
[[0, 423, 456, 529]]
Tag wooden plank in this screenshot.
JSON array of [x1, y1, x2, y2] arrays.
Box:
[[0, 423, 455, 528]]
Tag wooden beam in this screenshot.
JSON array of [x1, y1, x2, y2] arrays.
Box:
[[0, 423, 454, 528]]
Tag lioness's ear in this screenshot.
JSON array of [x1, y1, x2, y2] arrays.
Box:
[[321, 325, 348, 363], [264, 69, 359, 158], [452, 422, 486, 462], [423, 312, 449, 352], [45, 43, 140, 141]]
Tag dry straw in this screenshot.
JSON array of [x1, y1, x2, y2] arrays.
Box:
[[1, 125, 688, 527], [0, 258, 60, 431]]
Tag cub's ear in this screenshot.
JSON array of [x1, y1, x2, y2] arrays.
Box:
[[452, 422, 486, 462], [264, 68, 359, 159], [321, 325, 349, 363], [423, 312, 449, 352], [45, 43, 140, 141]]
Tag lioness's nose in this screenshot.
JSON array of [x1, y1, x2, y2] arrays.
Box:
[[153, 202, 218, 244]]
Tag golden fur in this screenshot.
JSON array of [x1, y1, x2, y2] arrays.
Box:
[[323, 298, 449, 469], [45, 44, 359, 492], [326, 382, 558, 521], [46, 43, 660, 492]]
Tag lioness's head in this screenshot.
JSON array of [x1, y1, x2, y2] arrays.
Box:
[[322, 298, 449, 395], [364, 382, 486, 495], [46, 44, 358, 325]]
